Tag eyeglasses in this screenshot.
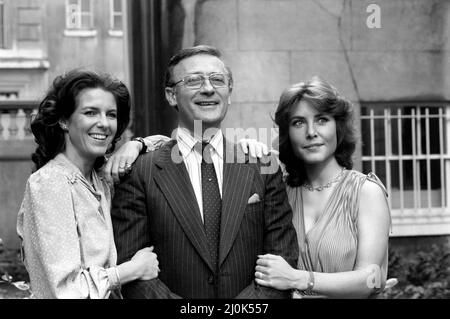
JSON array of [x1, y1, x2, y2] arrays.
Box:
[[171, 73, 229, 89]]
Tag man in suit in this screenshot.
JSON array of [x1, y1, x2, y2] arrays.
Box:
[[111, 45, 298, 298]]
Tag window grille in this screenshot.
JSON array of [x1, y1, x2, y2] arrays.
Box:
[[361, 102, 450, 236]]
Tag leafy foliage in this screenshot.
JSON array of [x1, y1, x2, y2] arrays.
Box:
[[381, 243, 450, 299], [0, 238, 31, 298]]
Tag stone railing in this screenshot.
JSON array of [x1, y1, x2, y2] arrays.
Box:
[[0, 101, 38, 160], [0, 101, 38, 250], [0, 101, 38, 141]]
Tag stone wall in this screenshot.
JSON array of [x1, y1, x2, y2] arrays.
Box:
[[0, 141, 35, 250], [181, 0, 450, 147]]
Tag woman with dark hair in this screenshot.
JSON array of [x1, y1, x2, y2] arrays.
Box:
[[16, 69, 159, 299], [242, 76, 392, 298]]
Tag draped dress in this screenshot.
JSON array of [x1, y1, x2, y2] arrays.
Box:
[[286, 170, 390, 298]]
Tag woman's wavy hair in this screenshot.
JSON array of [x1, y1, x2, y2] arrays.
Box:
[[31, 69, 131, 171], [274, 76, 357, 187]]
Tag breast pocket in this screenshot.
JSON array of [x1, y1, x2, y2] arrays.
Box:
[[245, 200, 264, 214]]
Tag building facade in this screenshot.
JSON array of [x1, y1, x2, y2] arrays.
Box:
[[0, 0, 127, 248], [1, 0, 449, 250], [171, 0, 450, 238]]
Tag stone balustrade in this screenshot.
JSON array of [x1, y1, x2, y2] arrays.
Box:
[[0, 101, 38, 141]]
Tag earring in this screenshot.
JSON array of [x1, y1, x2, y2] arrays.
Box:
[[60, 123, 68, 131]]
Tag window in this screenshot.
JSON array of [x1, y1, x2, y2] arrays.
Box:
[[65, 0, 93, 30], [17, 1, 41, 42], [110, 0, 123, 33], [361, 102, 450, 236], [0, 0, 6, 48]]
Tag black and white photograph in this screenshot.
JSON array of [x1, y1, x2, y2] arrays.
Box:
[[0, 0, 449, 310]]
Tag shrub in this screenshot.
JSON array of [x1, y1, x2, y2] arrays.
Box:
[[0, 238, 31, 298], [381, 242, 450, 299]]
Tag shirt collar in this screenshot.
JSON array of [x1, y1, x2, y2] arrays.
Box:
[[176, 127, 223, 160], [208, 129, 223, 159]]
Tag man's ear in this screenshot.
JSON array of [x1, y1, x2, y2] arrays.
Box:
[[165, 87, 177, 107]]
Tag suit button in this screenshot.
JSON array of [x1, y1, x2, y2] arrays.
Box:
[[208, 276, 214, 284]]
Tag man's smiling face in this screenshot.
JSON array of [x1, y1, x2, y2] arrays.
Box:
[[165, 54, 232, 131]]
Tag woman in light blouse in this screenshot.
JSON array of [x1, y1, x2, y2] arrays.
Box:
[[17, 69, 159, 299]]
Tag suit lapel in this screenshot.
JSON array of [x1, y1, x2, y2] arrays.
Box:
[[153, 141, 213, 270], [219, 141, 254, 266]]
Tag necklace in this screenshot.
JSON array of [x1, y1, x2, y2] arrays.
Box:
[[302, 168, 346, 192]]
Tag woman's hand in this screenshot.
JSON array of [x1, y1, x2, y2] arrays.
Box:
[[103, 140, 141, 184], [255, 254, 303, 290], [103, 135, 171, 184], [238, 139, 269, 159], [131, 246, 160, 281]]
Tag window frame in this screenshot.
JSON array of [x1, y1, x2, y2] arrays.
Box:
[[0, 0, 7, 49], [17, 2, 41, 42], [108, 0, 123, 37], [64, 0, 97, 37]]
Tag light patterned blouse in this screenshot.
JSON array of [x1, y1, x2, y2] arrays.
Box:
[[16, 153, 120, 299]]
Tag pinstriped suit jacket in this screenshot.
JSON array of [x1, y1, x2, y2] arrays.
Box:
[[111, 139, 298, 299]]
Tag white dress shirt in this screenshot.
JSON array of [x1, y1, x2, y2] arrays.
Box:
[[176, 127, 223, 221]]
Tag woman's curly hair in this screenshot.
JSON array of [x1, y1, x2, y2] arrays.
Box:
[[31, 69, 131, 171], [274, 76, 357, 187]]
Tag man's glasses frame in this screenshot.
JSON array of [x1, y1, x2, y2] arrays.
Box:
[[171, 73, 230, 90]]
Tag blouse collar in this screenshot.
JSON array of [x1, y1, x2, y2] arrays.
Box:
[[52, 153, 104, 194]]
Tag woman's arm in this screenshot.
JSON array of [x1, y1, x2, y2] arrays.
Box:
[[105, 137, 266, 184], [255, 179, 391, 298]]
